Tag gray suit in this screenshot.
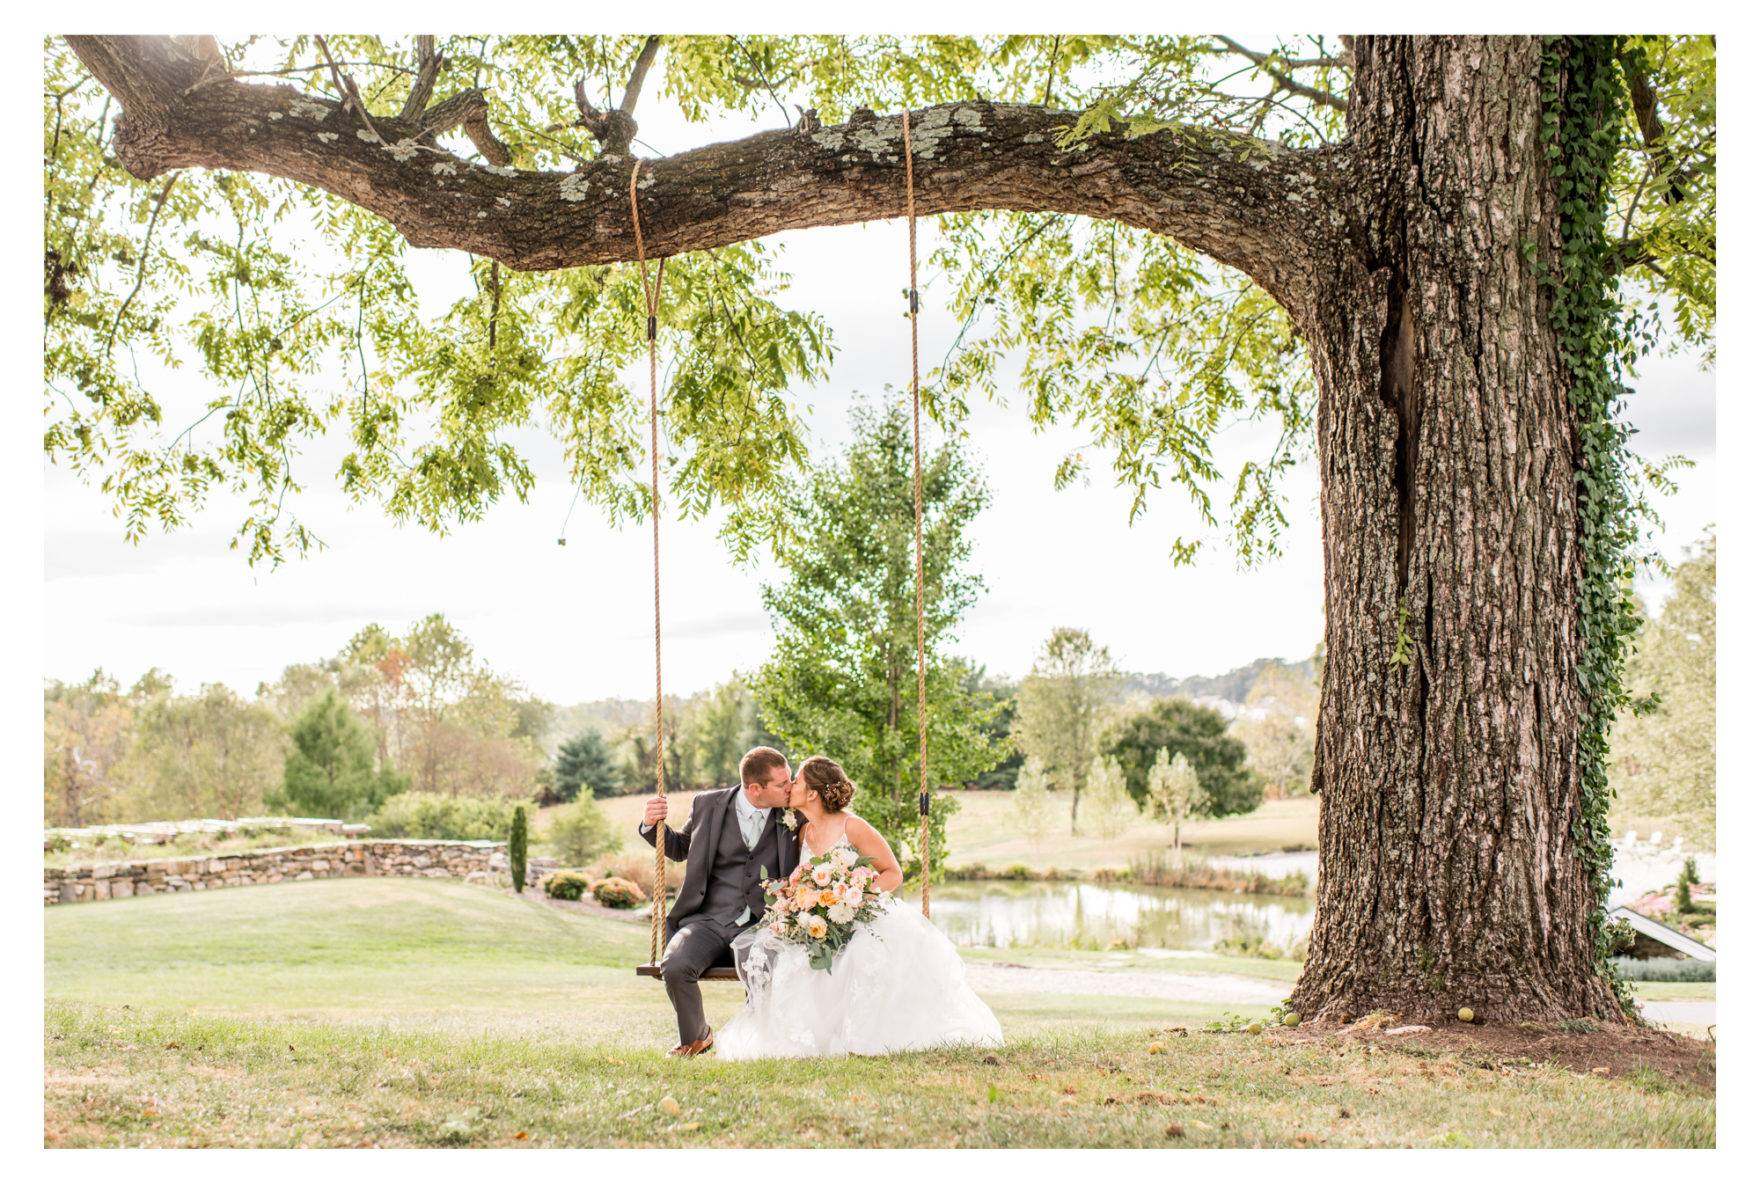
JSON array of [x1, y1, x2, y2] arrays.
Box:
[[639, 786, 800, 1045]]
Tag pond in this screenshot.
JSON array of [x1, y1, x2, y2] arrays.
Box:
[[906, 880, 1316, 954]]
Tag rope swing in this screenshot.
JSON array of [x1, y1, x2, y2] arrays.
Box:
[[635, 109, 936, 981], [903, 110, 933, 920], [630, 160, 672, 973]]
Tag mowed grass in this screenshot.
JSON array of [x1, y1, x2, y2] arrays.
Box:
[[44, 879, 1713, 1147], [937, 792, 1320, 873], [588, 790, 1320, 872]]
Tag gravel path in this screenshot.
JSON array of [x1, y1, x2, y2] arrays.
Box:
[[964, 963, 1288, 1005]]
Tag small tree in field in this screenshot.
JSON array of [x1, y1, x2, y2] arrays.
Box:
[[543, 797, 619, 865], [1084, 755, 1133, 840], [510, 805, 528, 893], [1015, 628, 1121, 834], [1146, 749, 1202, 864], [1010, 756, 1054, 844], [272, 688, 407, 821]]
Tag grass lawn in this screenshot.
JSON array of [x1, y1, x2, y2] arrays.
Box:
[[1631, 982, 1717, 1002], [43, 878, 1713, 1147], [938, 792, 1319, 873]]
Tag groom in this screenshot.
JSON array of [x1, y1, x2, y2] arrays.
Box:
[[639, 746, 799, 1056]]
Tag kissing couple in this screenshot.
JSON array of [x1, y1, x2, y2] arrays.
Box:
[[639, 746, 1003, 1059]]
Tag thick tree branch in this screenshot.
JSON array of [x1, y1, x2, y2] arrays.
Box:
[[66, 35, 1337, 312], [1215, 35, 1349, 113]]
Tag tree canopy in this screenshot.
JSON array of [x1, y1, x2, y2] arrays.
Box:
[[46, 35, 1714, 570]]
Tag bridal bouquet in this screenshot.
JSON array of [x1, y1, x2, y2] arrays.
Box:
[[758, 846, 888, 972]]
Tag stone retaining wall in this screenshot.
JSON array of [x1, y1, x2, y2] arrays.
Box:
[[43, 840, 511, 905]]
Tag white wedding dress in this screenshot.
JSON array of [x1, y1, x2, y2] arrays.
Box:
[[717, 832, 1004, 1060]]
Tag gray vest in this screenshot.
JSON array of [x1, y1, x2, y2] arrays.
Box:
[[698, 802, 780, 929]]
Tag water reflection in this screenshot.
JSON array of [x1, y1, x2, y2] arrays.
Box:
[[914, 880, 1316, 952]]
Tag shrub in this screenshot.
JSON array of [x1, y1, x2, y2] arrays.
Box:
[[366, 793, 519, 841], [542, 870, 592, 901], [593, 877, 646, 908], [592, 851, 660, 897], [1673, 869, 1694, 914], [1612, 955, 1715, 983], [541, 798, 619, 865], [511, 805, 528, 893]]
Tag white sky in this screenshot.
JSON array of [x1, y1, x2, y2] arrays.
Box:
[[33, 32, 1721, 710]]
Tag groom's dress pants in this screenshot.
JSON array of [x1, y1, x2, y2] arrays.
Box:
[[660, 918, 739, 1044]]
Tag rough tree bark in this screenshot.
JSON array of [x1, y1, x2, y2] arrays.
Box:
[[1293, 37, 1622, 1023], [65, 33, 1623, 1022]]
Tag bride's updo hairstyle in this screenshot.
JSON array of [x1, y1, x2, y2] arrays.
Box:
[[797, 756, 855, 812]]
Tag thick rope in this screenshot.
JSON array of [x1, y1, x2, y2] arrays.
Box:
[[631, 160, 669, 966], [903, 111, 931, 920]]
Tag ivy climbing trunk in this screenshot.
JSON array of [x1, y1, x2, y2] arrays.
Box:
[[1290, 36, 1624, 1023]]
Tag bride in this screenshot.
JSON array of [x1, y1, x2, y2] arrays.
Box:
[[716, 755, 1004, 1060]]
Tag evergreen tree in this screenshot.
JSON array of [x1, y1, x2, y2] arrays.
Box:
[[552, 729, 621, 801], [753, 402, 1004, 880], [510, 805, 528, 892], [272, 689, 408, 820]]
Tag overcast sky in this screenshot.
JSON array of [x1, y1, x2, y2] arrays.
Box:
[[35, 36, 1720, 709]]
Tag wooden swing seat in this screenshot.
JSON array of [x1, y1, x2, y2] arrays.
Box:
[[635, 964, 741, 982]]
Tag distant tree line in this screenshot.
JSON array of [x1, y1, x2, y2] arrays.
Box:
[[45, 613, 549, 828]]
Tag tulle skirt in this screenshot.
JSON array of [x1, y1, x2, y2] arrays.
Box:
[[716, 896, 1005, 1060]]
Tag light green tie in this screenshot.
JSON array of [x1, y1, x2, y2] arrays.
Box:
[[737, 807, 765, 925]]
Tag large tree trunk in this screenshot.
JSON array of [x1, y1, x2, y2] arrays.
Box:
[[63, 34, 1624, 1022], [1290, 37, 1621, 1023]]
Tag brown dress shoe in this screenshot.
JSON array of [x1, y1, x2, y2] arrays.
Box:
[[667, 1032, 713, 1057]]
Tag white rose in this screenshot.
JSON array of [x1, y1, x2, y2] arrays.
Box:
[[843, 890, 864, 911], [812, 864, 833, 886]]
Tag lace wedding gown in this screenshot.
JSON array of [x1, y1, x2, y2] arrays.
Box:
[[717, 833, 1004, 1060]]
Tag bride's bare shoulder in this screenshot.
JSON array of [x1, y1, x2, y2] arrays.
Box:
[[844, 814, 883, 841]]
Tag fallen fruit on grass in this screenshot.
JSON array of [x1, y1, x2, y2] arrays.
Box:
[[1149, 1042, 1166, 1054], [1458, 1008, 1475, 1023], [1165, 1124, 1185, 1138], [1246, 1021, 1264, 1034], [679, 1122, 700, 1132], [1283, 1013, 1301, 1027], [658, 1096, 681, 1116]]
